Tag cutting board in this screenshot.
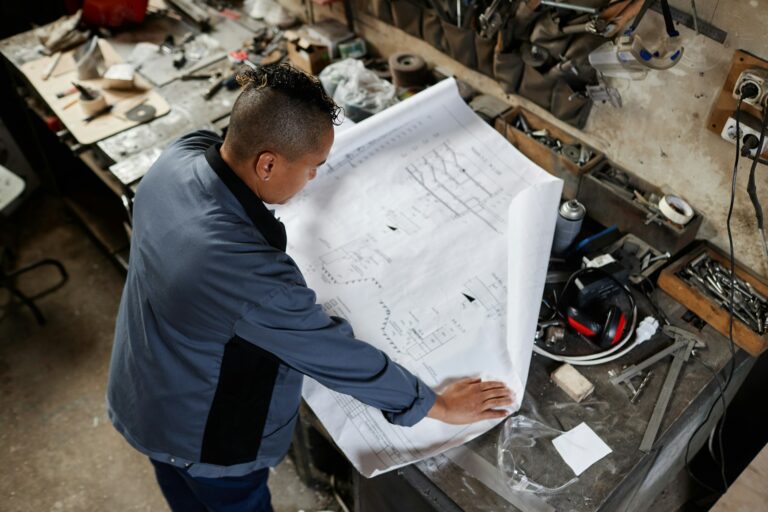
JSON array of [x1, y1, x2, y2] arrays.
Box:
[[20, 39, 170, 145]]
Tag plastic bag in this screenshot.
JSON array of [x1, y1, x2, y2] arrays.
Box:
[[320, 59, 396, 122], [497, 415, 578, 493]]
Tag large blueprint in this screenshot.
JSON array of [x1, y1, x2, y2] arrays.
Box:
[[276, 79, 563, 477]]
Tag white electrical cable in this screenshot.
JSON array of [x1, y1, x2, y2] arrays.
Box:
[[533, 303, 640, 366]]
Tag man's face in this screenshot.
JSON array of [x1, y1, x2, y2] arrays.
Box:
[[261, 127, 334, 205]]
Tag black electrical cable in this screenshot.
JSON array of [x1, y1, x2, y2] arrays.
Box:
[[683, 97, 743, 495], [556, 267, 637, 324], [715, 93, 743, 492], [685, 356, 729, 495], [535, 267, 637, 355], [743, 153, 768, 167], [746, 107, 768, 260], [636, 277, 670, 326]]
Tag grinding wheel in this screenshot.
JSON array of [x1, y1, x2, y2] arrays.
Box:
[[388, 52, 430, 88]]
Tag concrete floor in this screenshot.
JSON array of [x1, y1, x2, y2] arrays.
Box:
[[0, 193, 339, 512]]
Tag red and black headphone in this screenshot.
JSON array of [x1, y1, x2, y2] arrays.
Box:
[[558, 268, 635, 349], [566, 305, 627, 348]]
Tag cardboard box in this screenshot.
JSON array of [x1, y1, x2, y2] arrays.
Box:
[[285, 31, 330, 75]]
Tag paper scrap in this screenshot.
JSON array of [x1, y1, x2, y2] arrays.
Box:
[[552, 422, 612, 476]]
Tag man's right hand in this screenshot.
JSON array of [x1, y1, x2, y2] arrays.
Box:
[[426, 378, 514, 425]]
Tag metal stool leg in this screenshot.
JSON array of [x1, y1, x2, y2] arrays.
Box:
[[5, 283, 46, 325], [6, 258, 68, 301], [1, 258, 67, 325]]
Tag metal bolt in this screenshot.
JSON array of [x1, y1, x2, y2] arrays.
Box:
[[646, 251, 671, 264]]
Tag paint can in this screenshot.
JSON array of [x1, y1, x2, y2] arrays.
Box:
[[552, 199, 586, 254]]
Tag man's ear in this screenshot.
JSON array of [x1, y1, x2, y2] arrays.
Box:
[[254, 152, 276, 182]]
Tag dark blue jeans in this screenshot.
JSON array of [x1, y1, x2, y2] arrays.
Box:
[[150, 458, 273, 512]]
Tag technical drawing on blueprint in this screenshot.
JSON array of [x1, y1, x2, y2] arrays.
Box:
[[276, 79, 563, 477]]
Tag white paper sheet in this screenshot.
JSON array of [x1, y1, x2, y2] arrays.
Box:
[[552, 423, 613, 476], [276, 79, 563, 477]]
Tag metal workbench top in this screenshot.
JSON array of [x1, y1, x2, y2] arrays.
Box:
[[404, 291, 752, 512], [0, 11, 255, 176]]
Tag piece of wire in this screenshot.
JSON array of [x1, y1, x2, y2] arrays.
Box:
[[682, 96, 744, 496], [533, 268, 639, 365], [685, 356, 729, 495], [569, 225, 618, 255], [716, 105, 743, 493], [636, 277, 671, 326], [761, 228, 768, 262], [743, 153, 768, 166], [330, 474, 351, 512], [690, 0, 700, 34], [746, 107, 768, 262]]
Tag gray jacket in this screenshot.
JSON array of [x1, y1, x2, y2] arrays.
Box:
[[107, 130, 436, 478]]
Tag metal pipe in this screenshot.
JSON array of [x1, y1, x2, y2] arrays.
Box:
[[540, 0, 598, 14]]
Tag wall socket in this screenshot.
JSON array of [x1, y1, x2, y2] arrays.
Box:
[[720, 111, 768, 156], [732, 68, 768, 107]]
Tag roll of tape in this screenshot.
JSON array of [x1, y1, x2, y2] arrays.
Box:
[[79, 93, 107, 116], [659, 194, 694, 226], [388, 52, 429, 88]]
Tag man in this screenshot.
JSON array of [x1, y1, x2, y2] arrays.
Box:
[[107, 63, 513, 512]]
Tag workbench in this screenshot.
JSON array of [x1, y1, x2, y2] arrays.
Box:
[[0, 12, 247, 269], [353, 292, 754, 512], [0, 9, 756, 512]]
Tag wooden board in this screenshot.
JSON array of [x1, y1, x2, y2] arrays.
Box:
[[705, 49, 768, 158], [658, 243, 768, 357], [711, 444, 768, 512], [19, 39, 170, 145], [577, 161, 703, 255]]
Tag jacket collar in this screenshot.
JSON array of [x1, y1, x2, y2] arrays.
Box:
[[205, 143, 287, 251]]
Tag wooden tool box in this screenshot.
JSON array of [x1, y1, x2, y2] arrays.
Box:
[[659, 243, 768, 357], [578, 160, 703, 256], [494, 106, 603, 199]]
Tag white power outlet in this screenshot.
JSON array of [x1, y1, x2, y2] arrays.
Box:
[[721, 111, 768, 156], [732, 68, 768, 107]]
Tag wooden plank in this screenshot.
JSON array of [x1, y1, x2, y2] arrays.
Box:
[[577, 162, 703, 255], [705, 49, 768, 158], [658, 243, 768, 357], [711, 444, 768, 512], [18, 39, 170, 145]]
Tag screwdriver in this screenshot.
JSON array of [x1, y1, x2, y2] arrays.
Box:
[[83, 104, 113, 123]]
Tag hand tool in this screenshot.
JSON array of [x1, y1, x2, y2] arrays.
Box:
[[62, 97, 79, 110], [540, 0, 598, 14], [203, 73, 237, 100], [56, 86, 78, 98], [608, 337, 689, 388], [72, 81, 97, 101], [83, 103, 113, 123], [203, 74, 226, 100], [678, 254, 768, 334], [478, 0, 509, 39], [639, 326, 702, 452], [630, 370, 653, 404], [42, 52, 62, 80], [166, 0, 211, 31], [181, 72, 215, 80]]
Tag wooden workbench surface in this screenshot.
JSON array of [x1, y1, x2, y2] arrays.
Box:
[[712, 443, 768, 512]]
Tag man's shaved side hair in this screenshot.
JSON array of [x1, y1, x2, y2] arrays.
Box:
[[225, 64, 342, 162]]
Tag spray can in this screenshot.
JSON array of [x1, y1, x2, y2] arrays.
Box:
[[552, 199, 586, 254]]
